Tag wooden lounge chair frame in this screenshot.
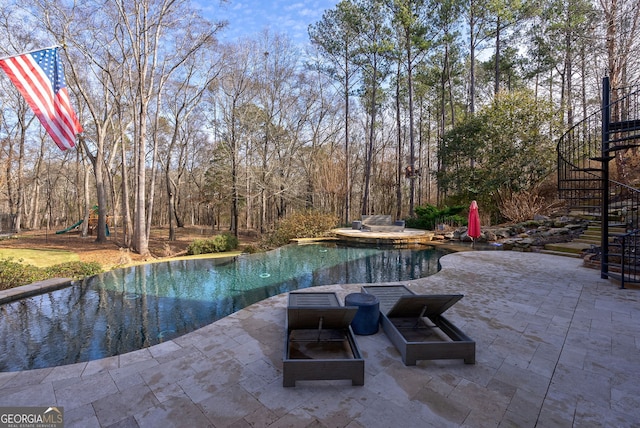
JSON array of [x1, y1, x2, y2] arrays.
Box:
[[283, 292, 365, 387], [362, 285, 475, 366]]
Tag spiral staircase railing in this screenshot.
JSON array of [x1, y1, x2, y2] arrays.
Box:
[[557, 77, 640, 288]]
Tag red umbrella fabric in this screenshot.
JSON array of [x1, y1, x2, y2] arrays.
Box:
[[468, 200, 481, 240]]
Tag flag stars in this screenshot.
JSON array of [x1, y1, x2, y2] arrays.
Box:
[[31, 49, 66, 93]]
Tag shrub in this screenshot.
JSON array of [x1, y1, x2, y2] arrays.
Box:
[[0, 258, 41, 290], [242, 244, 260, 254], [186, 233, 239, 255], [405, 204, 466, 230], [498, 181, 564, 223], [0, 258, 103, 291], [44, 261, 103, 279], [264, 210, 339, 248]]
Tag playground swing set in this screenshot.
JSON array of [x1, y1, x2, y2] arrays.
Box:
[[55, 206, 111, 236]]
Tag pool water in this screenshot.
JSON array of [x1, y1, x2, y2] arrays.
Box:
[[0, 243, 447, 372]]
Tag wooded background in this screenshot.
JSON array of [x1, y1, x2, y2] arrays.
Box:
[[0, 0, 638, 255]]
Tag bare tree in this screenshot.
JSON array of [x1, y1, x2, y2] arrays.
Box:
[[160, 49, 222, 241], [255, 31, 305, 228], [309, 1, 362, 224], [215, 41, 256, 237]]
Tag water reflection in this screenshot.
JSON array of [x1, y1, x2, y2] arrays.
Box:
[[0, 243, 447, 371]]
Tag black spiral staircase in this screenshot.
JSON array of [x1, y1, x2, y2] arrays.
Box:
[[557, 77, 640, 288]]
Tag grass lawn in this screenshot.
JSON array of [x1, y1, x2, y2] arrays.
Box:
[[0, 248, 80, 268]]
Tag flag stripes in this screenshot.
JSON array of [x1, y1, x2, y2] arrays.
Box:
[[0, 47, 82, 151]]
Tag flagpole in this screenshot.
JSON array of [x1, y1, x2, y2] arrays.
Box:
[[0, 45, 62, 62]]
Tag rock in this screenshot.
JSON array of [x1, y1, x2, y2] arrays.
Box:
[[483, 230, 497, 241], [566, 223, 584, 230], [548, 227, 570, 235], [493, 228, 512, 239], [443, 215, 587, 252]]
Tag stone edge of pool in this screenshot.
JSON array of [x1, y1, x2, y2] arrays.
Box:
[[0, 236, 469, 305], [0, 277, 74, 305], [0, 240, 469, 306], [0, 242, 459, 371]]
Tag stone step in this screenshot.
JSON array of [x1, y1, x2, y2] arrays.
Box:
[[573, 238, 600, 245], [584, 226, 626, 233], [575, 223, 625, 247], [539, 249, 582, 258], [543, 241, 591, 255], [581, 230, 600, 237]]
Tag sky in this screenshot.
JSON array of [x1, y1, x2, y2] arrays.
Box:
[[198, 0, 340, 46]]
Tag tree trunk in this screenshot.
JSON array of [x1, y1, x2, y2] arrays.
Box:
[[361, 53, 379, 216], [494, 16, 501, 95], [79, 136, 109, 243], [395, 61, 402, 219], [231, 104, 239, 238], [14, 126, 25, 233], [260, 128, 268, 233], [120, 136, 133, 247], [604, 0, 618, 91], [564, 3, 573, 128], [344, 54, 351, 224], [445, 43, 456, 130], [83, 156, 91, 237], [167, 162, 177, 241], [407, 31, 416, 217], [469, 3, 476, 115], [29, 139, 45, 229], [133, 108, 149, 255]]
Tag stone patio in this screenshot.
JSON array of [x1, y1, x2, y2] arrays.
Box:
[[1, 250, 639, 427]]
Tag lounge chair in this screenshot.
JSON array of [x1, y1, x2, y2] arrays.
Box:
[[283, 292, 365, 387], [362, 285, 475, 366]]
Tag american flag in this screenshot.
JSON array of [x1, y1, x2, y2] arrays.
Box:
[[0, 47, 82, 151]]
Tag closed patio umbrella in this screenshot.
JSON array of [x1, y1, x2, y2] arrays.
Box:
[[468, 200, 481, 248]]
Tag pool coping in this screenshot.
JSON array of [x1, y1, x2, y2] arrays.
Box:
[[0, 277, 73, 305], [0, 243, 449, 366], [0, 240, 459, 305], [0, 236, 460, 305]]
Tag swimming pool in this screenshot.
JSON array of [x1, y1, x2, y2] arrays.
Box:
[[0, 243, 447, 372]]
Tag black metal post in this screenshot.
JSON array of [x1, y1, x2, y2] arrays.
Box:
[[620, 235, 626, 289], [601, 76, 610, 279]]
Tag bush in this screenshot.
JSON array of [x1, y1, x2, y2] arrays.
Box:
[[405, 204, 466, 230], [44, 261, 103, 279], [498, 181, 564, 223], [0, 258, 103, 291], [186, 233, 239, 255], [0, 258, 41, 290], [264, 210, 339, 248], [242, 244, 260, 254]]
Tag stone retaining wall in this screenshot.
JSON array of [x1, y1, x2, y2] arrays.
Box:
[[432, 216, 589, 251]]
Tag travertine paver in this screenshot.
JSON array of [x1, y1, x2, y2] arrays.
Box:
[[1, 250, 640, 427]]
